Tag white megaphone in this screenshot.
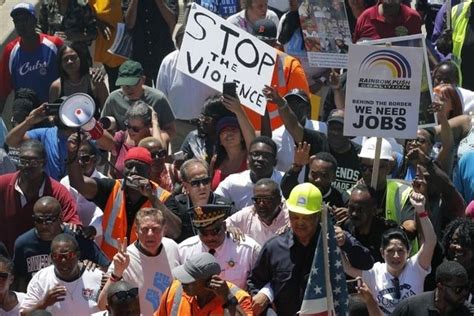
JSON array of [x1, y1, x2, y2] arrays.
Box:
[[59, 93, 104, 139]]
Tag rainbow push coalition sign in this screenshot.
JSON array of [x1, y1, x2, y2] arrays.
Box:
[[344, 44, 423, 139], [357, 50, 412, 90]]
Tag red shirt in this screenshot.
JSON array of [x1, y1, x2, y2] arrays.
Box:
[[0, 172, 80, 253], [353, 4, 422, 43]]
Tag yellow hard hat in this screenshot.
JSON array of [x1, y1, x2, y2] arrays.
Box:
[[286, 183, 323, 215]]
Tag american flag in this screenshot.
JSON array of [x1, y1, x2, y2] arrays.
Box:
[[299, 208, 350, 316]]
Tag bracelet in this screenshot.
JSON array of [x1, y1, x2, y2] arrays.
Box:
[[110, 273, 123, 282], [417, 211, 429, 218]]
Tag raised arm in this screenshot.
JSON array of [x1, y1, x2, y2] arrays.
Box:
[[262, 85, 304, 143], [221, 94, 256, 151], [409, 191, 436, 271], [67, 133, 99, 200]]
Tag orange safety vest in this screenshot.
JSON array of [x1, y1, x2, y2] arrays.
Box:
[[244, 50, 310, 131], [101, 179, 171, 259], [155, 280, 253, 316]]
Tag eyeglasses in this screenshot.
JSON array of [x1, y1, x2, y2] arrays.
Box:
[[407, 138, 429, 146], [443, 283, 470, 294], [124, 121, 147, 133], [151, 149, 167, 159], [32, 215, 59, 225], [198, 225, 222, 237], [19, 157, 43, 168], [392, 277, 401, 300], [189, 177, 211, 187], [110, 288, 139, 302], [0, 272, 10, 280], [250, 151, 274, 160], [78, 154, 95, 164], [252, 196, 277, 204], [51, 251, 77, 262]]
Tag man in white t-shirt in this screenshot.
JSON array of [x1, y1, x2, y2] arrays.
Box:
[[215, 136, 284, 210], [98, 207, 179, 316], [20, 233, 103, 315], [226, 178, 289, 245], [178, 204, 261, 290], [60, 141, 107, 244]]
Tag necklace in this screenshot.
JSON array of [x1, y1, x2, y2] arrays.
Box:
[[66, 76, 86, 87]]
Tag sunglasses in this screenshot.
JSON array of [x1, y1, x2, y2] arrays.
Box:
[[252, 196, 276, 204], [51, 251, 77, 261], [189, 177, 211, 187], [124, 121, 146, 133], [110, 287, 139, 302], [32, 215, 59, 225], [19, 157, 43, 168], [443, 283, 470, 294], [0, 272, 10, 280], [78, 154, 95, 164], [151, 149, 167, 159], [198, 225, 222, 237]]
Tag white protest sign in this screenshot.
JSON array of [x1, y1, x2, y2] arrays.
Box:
[[343, 44, 423, 139], [177, 3, 277, 115]]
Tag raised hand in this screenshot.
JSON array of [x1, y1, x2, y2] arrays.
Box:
[[262, 85, 286, 107], [293, 142, 311, 167], [112, 237, 129, 278]]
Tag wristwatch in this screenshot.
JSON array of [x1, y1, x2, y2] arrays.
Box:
[[222, 295, 238, 308]]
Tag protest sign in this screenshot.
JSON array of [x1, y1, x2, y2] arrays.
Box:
[[298, 0, 352, 68], [177, 3, 277, 115], [363, 34, 436, 127], [344, 45, 423, 139]]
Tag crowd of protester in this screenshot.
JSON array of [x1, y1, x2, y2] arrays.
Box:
[[0, 0, 473, 315]]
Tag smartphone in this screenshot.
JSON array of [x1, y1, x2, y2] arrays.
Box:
[[223, 82, 237, 97], [346, 278, 362, 295], [45, 103, 61, 116]]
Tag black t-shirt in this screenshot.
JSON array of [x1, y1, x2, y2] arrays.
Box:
[[13, 227, 110, 283], [344, 216, 398, 263], [92, 177, 147, 239], [324, 187, 349, 208], [330, 141, 362, 192]]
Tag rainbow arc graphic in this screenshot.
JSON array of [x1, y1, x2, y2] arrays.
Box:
[[359, 49, 411, 78]]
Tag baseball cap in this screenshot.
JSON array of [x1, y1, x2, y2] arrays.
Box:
[[358, 137, 393, 160], [284, 89, 309, 104], [11, 2, 36, 18], [286, 183, 322, 215], [327, 109, 345, 125], [124, 147, 152, 165], [116, 60, 144, 86], [253, 19, 277, 41], [216, 116, 240, 136], [172, 252, 221, 284]]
